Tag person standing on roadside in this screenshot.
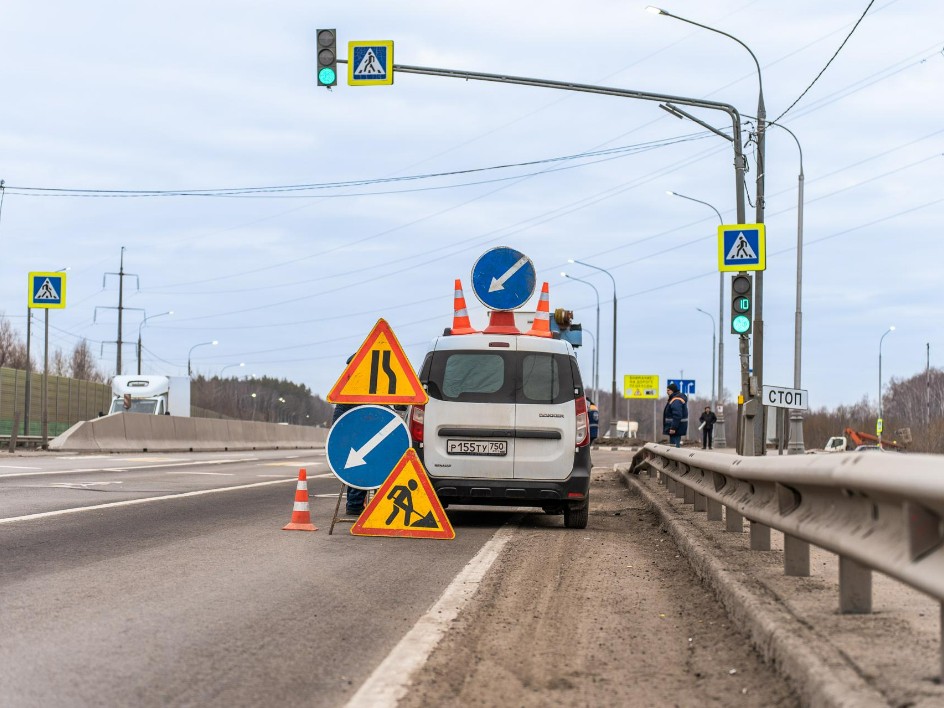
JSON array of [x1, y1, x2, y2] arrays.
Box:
[[587, 398, 600, 443], [699, 405, 717, 449], [662, 383, 688, 448]]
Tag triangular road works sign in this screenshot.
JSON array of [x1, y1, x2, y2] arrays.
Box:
[[351, 449, 454, 539], [327, 318, 428, 405]]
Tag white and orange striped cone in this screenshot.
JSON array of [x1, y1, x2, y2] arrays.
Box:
[[283, 468, 318, 531], [525, 282, 552, 337], [451, 279, 479, 335]]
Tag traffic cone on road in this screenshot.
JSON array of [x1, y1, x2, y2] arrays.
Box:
[[451, 279, 480, 335], [525, 282, 552, 338], [283, 468, 318, 531]]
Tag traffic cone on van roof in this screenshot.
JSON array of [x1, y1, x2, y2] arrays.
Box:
[[483, 310, 520, 335], [450, 279, 479, 335], [525, 282, 552, 338]]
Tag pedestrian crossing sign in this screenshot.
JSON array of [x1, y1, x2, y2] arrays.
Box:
[[718, 224, 766, 272], [327, 318, 428, 405], [351, 449, 455, 539], [28, 272, 67, 309], [348, 41, 394, 86]]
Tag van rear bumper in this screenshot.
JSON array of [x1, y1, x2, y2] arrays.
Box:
[[414, 444, 591, 508]]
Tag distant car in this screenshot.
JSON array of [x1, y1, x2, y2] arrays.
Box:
[[854, 445, 884, 452]]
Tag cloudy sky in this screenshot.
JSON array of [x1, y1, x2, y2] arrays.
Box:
[[1, 0, 941, 410]]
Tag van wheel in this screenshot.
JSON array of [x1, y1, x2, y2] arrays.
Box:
[[564, 501, 588, 529]]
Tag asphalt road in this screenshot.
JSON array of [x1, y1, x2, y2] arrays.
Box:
[[1, 447, 798, 707]]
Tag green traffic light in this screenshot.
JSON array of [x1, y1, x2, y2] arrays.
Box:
[[732, 315, 751, 334], [318, 67, 336, 85]]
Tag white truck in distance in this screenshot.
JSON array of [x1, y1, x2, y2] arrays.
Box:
[[107, 375, 191, 417]]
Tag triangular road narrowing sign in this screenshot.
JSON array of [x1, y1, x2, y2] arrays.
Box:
[[351, 448, 454, 539], [327, 318, 428, 405]]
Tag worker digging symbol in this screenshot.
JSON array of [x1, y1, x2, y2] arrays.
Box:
[[385, 479, 437, 528]]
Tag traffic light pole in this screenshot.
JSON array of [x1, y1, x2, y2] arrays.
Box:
[[342, 60, 754, 448]]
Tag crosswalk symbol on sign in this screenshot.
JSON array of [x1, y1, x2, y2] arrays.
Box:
[[326, 318, 428, 405], [351, 449, 454, 539]]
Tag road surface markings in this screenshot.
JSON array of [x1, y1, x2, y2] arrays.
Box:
[[0, 465, 41, 470], [165, 471, 235, 476], [0, 478, 297, 525], [49, 481, 124, 489], [346, 523, 517, 707]]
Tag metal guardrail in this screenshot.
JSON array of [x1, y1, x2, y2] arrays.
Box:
[[631, 443, 944, 676]]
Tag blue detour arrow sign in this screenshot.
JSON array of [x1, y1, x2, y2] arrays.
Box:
[[471, 246, 536, 311], [326, 405, 411, 490]]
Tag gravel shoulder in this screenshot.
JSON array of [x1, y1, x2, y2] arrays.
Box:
[[400, 458, 798, 707]]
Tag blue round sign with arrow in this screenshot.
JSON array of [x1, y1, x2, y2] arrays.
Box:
[[471, 246, 536, 311], [326, 405, 411, 490]]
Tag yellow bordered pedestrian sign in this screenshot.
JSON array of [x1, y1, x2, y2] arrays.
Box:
[[624, 374, 659, 399], [28, 272, 67, 309], [351, 449, 454, 539], [348, 41, 394, 86], [718, 224, 766, 272], [327, 318, 427, 405]]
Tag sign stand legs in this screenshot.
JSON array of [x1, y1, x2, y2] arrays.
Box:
[[329, 485, 374, 535]]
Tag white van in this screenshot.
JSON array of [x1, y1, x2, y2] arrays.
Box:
[[409, 329, 592, 528]]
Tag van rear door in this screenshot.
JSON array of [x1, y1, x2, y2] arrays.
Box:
[[513, 347, 577, 481]]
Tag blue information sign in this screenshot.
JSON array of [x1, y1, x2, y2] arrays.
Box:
[[471, 247, 536, 311], [667, 379, 696, 396], [326, 405, 411, 490]]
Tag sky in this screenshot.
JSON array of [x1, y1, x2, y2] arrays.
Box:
[[0, 0, 941, 411]]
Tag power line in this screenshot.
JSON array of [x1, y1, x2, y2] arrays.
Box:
[[774, 0, 878, 123]]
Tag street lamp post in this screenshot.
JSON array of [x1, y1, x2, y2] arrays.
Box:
[[668, 191, 727, 448], [569, 259, 618, 437], [649, 5, 766, 456], [187, 340, 218, 377], [695, 308, 716, 409], [562, 272, 601, 400], [219, 362, 245, 378], [879, 326, 895, 447], [137, 310, 173, 375]]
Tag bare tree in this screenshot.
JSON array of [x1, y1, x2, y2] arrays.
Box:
[[0, 316, 33, 370], [70, 339, 105, 382]]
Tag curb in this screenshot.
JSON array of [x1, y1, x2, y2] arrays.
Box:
[[616, 463, 886, 708]]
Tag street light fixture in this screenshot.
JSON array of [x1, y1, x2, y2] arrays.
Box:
[[649, 6, 767, 456], [187, 340, 218, 377], [568, 258, 618, 437], [137, 310, 173, 375], [668, 191, 727, 448], [879, 326, 895, 447], [220, 362, 245, 378], [561, 271, 601, 400]]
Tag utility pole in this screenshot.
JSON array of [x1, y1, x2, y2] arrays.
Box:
[[98, 247, 142, 375]]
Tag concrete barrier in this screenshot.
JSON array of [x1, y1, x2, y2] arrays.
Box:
[[49, 414, 327, 452]]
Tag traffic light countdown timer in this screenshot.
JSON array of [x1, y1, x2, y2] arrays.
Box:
[[317, 29, 337, 87], [730, 273, 753, 335]]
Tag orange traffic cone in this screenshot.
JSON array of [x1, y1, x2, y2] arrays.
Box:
[[525, 282, 552, 337], [451, 279, 479, 335], [483, 310, 520, 335], [283, 468, 318, 531]]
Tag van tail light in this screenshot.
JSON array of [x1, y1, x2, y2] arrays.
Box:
[[574, 396, 590, 447], [410, 405, 425, 443]]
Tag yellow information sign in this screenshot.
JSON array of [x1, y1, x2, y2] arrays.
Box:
[[351, 449, 454, 539], [327, 319, 428, 405], [624, 374, 659, 399]]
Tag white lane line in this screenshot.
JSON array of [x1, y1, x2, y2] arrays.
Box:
[[50, 481, 124, 488], [0, 465, 42, 470], [1, 468, 102, 479], [165, 471, 235, 476], [0, 479, 297, 525], [346, 524, 516, 708]]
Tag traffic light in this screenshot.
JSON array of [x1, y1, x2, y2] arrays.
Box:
[[317, 29, 337, 87], [730, 273, 753, 335]]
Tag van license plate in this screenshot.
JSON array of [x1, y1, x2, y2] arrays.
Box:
[[446, 440, 508, 456]]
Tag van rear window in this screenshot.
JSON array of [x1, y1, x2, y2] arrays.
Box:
[[425, 350, 578, 404]]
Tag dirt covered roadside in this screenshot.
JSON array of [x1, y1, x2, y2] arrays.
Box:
[[400, 456, 798, 707]]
